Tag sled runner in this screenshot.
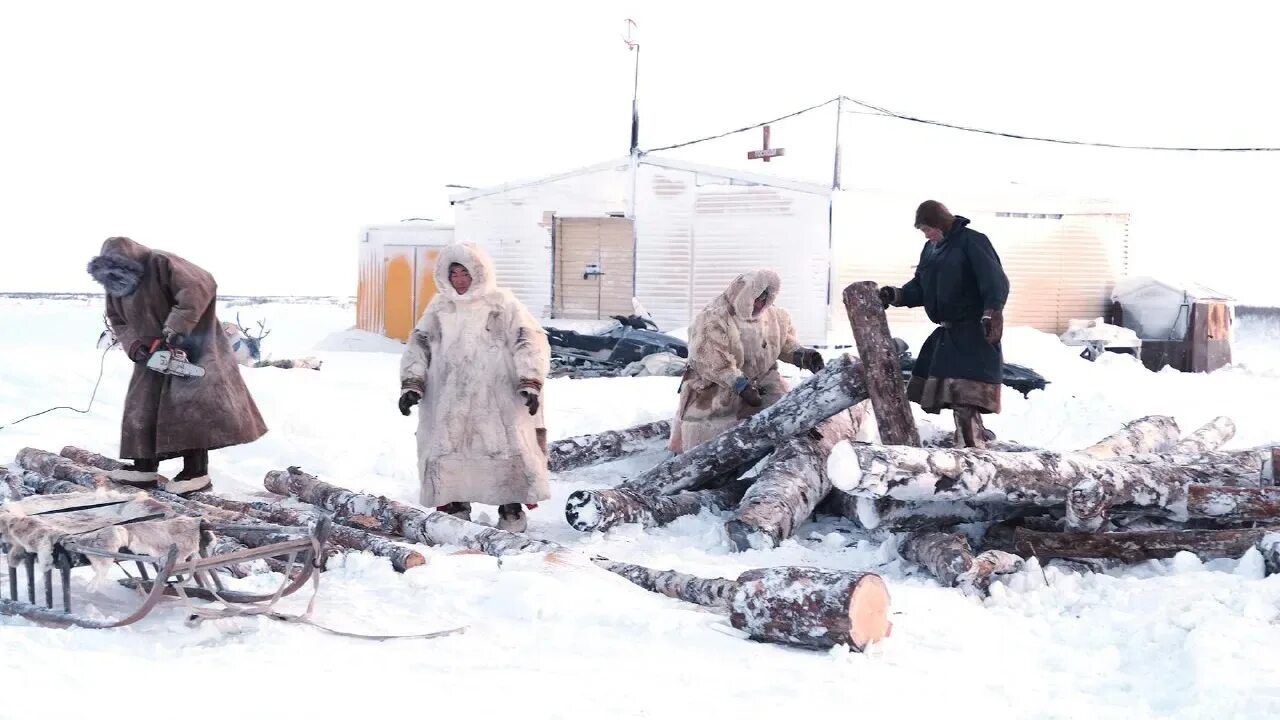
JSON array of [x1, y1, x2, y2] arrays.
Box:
[[0, 491, 329, 628]]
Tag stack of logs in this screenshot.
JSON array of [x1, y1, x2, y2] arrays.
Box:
[[1, 445, 893, 651], [553, 282, 1280, 596]]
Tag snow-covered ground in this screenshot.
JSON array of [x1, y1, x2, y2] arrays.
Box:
[[2, 297, 1280, 719]]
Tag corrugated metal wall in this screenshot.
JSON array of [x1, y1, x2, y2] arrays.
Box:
[[453, 165, 630, 318], [633, 163, 831, 342], [830, 190, 1129, 340]]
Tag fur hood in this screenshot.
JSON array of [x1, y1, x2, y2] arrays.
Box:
[[717, 269, 782, 321], [433, 243, 498, 304], [87, 237, 151, 297]]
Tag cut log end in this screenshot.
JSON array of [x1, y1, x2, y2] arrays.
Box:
[[847, 574, 893, 650]]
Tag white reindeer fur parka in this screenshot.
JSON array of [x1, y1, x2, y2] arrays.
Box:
[[399, 243, 552, 508], [670, 269, 804, 453]]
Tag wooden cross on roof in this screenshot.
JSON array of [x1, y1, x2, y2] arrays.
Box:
[[748, 125, 785, 162]]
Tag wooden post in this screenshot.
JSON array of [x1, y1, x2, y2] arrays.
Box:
[[842, 281, 920, 446]]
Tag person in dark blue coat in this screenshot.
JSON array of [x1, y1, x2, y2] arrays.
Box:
[[879, 201, 1009, 447]]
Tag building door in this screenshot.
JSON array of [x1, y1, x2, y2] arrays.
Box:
[[553, 217, 636, 319], [383, 245, 443, 341]]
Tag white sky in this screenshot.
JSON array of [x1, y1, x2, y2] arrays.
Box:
[[2, 1, 1278, 301]]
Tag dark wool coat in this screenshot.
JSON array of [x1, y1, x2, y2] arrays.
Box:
[[896, 217, 1010, 386], [96, 237, 268, 460]]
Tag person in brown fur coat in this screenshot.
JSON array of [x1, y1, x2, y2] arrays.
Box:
[[87, 237, 268, 493], [879, 201, 1009, 448], [669, 269, 825, 454]]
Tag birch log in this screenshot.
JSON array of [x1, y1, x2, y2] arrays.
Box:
[[728, 567, 892, 651], [899, 532, 1024, 596], [1171, 417, 1236, 455], [724, 411, 857, 550], [842, 281, 920, 447], [832, 443, 1262, 517], [565, 479, 750, 533], [821, 490, 1033, 532], [1079, 416, 1181, 460], [1013, 525, 1279, 563], [264, 466, 559, 557], [614, 355, 870, 497], [548, 421, 671, 472]]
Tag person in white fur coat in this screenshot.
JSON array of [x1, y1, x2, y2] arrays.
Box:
[[398, 243, 551, 532]]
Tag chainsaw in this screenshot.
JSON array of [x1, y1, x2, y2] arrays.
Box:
[[146, 346, 205, 378]]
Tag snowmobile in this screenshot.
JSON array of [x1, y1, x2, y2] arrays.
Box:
[[545, 314, 688, 377], [892, 337, 1048, 397]]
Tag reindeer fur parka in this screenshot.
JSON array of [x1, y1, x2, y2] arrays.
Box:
[[670, 269, 804, 453], [399, 243, 552, 507], [88, 237, 268, 460]]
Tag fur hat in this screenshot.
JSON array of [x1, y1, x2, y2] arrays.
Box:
[[914, 200, 955, 232], [87, 252, 145, 297]]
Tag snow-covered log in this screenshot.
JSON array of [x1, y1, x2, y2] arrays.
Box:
[[1171, 416, 1236, 455], [832, 443, 1262, 517], [1013, 525, 1279, 563], [58, 446, 126, 471], [1079, 415, 1180, 460], [616, 355, 869, 497], [565, 479, 750, 533], [899, 532, 1024, 596], [924, 437, 1039, 453], [820, 491, 1033, 532], [264, 466, 559, 557], [548, 421, 671, 472], [725, 411, 857, 550], [842, 281, 920, 447], [1184, 484, 1280, 523], [594, 560, 739, 609], [16, 448, 111, 488], [728, 567, 892, 651], [194, 495, 426, 571]]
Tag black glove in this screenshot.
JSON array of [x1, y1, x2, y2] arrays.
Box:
[[519, 389, 540, 416], [399, 390, 421, 416], [878, 286, 898, 309], [734, 376, 764, 408], [793, 348, 825, 374], [128, 337, 163, 363]]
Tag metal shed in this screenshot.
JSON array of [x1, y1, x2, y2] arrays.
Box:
[[356, 221, 454, 341]]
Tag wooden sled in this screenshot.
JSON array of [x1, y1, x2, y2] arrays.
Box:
[[0, 491, 331, 629]]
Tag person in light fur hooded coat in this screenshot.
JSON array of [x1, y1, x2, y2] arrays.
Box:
[[398, 243, 551, 532], [670, 269, 825, 454]]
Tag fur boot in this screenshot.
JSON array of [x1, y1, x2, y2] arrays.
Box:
[[497, 503, 527, 532], [162, 450, 211, 495]]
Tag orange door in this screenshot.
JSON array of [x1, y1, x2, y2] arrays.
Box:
[[384, 246, 416, 341], [414, 247, 441, 322]]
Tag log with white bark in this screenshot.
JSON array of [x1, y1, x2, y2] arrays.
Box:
[[615, 355, 870, 497], [727, 567, 892, 651], [264, 467, 893, 651], [831, 443, 1263, 519], [264, 466, 560, 557], [60, 447, 427, 572], [724, 411, 857, 550], [565, 479, 751, 533], [842, 281, 920, 447], [820, 490, 1035, 533], [1184, 484, 1280, 523], [1013, 525, 1280, 563], [899, 532, 1024, 596], [548, 421, 671, 472], [1171, 416, 1235, 455], [1079, 415, 1181, 460]]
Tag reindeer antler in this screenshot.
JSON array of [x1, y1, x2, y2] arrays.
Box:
[[254, 318, 271, 341], [235, 312, 251, 334]]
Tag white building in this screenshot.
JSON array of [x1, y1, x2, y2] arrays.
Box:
[[449, 154, 1130, 345]]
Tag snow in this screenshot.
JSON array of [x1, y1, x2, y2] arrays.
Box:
[[3, 298, 1280, 718]]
